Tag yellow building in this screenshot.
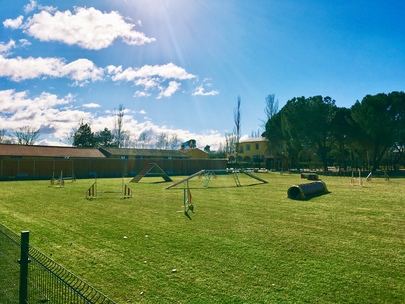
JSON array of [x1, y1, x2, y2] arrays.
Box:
[[234, 137, 270, 166]]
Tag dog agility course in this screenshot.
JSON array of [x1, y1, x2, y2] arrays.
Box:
[[0, 172, 404, 303]]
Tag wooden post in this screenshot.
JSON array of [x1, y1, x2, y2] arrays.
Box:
[[358, 169, 362, 186], [19, 231, 29, 304]]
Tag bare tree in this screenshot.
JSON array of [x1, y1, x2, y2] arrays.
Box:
[[156, 132, 169, 149], [14, 126, 40, 145], [114, 104, 125, 147], [233, 96, 242, 163], [264, 94, 279, 121], [250, 129, 262, 138], [0, 129, 7, 143], [217, 142, 224, 153], [168, 134, 181, 150], [138, 129, 154, 148], [225, 132, 236, 155], [121, 131, 132, 148]]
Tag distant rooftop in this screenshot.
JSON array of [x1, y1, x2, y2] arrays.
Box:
[[0, 143, 105, 158], [100, 147, 188, 158], [240, 137, 268, 143]]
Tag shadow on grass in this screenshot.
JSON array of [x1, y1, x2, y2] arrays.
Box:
[[289, 191, 332, 201]]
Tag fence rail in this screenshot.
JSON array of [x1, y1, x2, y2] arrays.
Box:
[[0, 223, 21, 245], [0, 223, 117, 304]]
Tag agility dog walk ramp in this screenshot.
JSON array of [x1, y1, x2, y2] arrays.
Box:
[[166, 170, 205, 189], [166, 169, 268, 189], [242, 170, 268, 184]]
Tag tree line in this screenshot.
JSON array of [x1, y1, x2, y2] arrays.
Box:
[[71, 105, 183, 149], [264, 92, 405, 172], [0, 126, 40, 145], [72, 122, 182, 150], [0, 104, 183, 150]]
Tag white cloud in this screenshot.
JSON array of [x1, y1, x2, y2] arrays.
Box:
[[133, 90, 151, 98], [139, 109, 147, 115], [0, 55, 103, 84], [37, 139, 70, 146], [61, 58, 104, 85], [192, 85, 219, 96], [82, 103, 101, 108], [0, 55, 62, 81], [24, 0, 37, 14], [157, 81, 181, 99], [0, 49, 210, 98], [0, 54, 198, 97], [3, 15, 24, 29], [18, 38, 31, 47], [135, 77, 160, 90], [22, 7, 155, 49], [106, 65, 122, 74], [0, 40, 16, 56], [109, 63, 195, 82], [0, 89, 224, 148], [23, 0, 56, 14], [0, 89, 85, 139], [0, 39, 32, 57], [108, 63, 195, 98]]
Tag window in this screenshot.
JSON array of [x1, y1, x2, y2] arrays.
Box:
[[246, 144, 250, 151], [255, 143, 259, 150]]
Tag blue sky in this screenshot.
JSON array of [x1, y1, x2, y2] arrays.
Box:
[[1, 0, 405, 147]]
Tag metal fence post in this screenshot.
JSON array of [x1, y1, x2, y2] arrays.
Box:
[[19, 231, 29, 304]]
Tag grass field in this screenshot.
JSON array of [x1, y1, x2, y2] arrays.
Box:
[[0, 173, 404, 303]]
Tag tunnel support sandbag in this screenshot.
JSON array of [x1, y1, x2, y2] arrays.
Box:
[[287, 181, 328, 200]]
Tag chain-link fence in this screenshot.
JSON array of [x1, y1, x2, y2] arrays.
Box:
[[0, 224, 117, 304]]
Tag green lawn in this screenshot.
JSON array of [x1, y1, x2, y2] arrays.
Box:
[[0, 173, 404, 303]]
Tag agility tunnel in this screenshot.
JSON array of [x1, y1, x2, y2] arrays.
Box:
[[287, 181, 328, 200]]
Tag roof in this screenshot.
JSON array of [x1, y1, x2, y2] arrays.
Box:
[[179, 148, 209, 158], [0, 144, 105, 158], [100, 147, 189, 158], [240, 137, 269, 144]]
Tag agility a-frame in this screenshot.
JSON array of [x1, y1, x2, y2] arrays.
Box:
[[166, 169, 268, 189], [130, 162, 173, 183]]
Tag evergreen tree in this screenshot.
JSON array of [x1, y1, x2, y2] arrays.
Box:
[[73, 123, 95, 147]]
